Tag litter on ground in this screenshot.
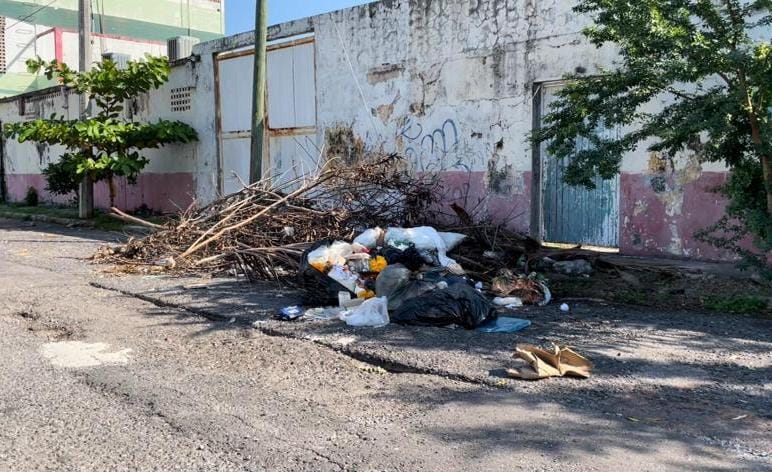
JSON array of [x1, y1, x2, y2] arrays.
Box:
[[92, 152, 665, 381], [506, 344, 592, 380]]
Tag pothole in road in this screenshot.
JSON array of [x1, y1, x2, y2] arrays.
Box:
[[3, 310, 80, 341]]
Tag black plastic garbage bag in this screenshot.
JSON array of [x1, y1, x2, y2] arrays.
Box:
[[419, 269, 468, 287], [390, 283, 496, 329], [386, 278, 436, 311], [380, 245, 427, 271], [385, 269, 470, 312], [375, 264, 412, 299], [299, 239, 355, 305]]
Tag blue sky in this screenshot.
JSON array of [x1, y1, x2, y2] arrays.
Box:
[[225, 0, 374, 35]]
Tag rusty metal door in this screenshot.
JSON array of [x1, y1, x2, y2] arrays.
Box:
[[540, 84, 620, 248], [215, 37, 318, 196]]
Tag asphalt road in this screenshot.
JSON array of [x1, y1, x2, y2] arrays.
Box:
[[0, 219, 769, 471]]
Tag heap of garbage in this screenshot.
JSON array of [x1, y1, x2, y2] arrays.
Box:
[[95, 151, 646, 333], [95, 154, 441, 279], [282, 225, 551, 330]]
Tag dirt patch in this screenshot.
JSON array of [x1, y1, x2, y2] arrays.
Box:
[[549, 267, 771, 316]]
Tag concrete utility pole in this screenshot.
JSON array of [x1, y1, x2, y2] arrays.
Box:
[[249, 0, 268, 183], [78, 0, 94, 218]]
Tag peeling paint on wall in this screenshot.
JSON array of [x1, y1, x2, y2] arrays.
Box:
[[325, 125, 365, 164], [367, 63, 405, 84]]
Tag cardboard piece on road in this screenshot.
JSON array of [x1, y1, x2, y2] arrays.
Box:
[[506, 344, 592, 380]]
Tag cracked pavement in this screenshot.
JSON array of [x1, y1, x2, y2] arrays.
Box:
[[0, 218, 770, 471]]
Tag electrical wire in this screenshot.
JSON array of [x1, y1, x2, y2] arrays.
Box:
[[180, 0, 192, 36], [6, 0, 62, 30], [331, 14, 381, 140], [96, 0, 106, 34], [95, 0, 106, 55]]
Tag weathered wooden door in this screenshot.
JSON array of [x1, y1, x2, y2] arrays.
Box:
[[216, 51, 253, 195], [215, 38, 317, 196], [540, 84, 620, 248], [265, 39, 319, 189]]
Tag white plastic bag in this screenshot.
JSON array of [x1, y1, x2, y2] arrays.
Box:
[[353, 228, 385, 249], [493, 297, 524, 308], [327, 241, 354, 266], [384, 227, 462, 270], [439, 232, 466, 251], [539, 282, 553, 307], [385, 227, 444, 251], [341, 297, 389, 327], [307, 241, 353, 269]]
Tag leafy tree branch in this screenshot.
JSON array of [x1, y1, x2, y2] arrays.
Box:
[[532, 0, 770, 265]]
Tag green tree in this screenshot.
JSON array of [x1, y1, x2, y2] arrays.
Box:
[[41, 153, 81, 203], [532, 0, 771, 263], [4, 55, 198, 208]]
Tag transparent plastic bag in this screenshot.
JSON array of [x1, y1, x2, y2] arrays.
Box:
[[341, 297, 389, 328]]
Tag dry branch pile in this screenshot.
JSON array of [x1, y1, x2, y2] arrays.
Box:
[[96, 154, 441, 279]]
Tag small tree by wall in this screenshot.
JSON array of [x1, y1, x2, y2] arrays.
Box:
[[4, 55, 198, 209]]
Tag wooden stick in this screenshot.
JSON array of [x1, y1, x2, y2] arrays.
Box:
[[194, 253, 228, 266], [109, 207, 165, 230]]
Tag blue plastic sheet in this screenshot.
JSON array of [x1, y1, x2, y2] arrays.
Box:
[[476, 317, 531, 333], [277, 306, 303, 321]]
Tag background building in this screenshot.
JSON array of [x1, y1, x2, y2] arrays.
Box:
[[0, 0, 225, 97], [1, 0, 769, 263]]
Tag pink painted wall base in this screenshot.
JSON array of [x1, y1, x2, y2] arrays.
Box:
[[434, 169, 745, 261], [5, 173, 196, 213], [620, 171, 744, 260], [433, 170, 532, 233], [4, 168, 756, 263]]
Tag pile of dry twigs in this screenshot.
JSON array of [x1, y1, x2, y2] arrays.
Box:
[[96, 154, 441, 279]]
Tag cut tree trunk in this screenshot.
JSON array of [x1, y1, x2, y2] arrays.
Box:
[[750, 120, 772, 215], [108, 176, 116, 209], [761, 154, 772, 216]]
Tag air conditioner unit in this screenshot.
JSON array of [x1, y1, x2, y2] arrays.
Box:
[[102, 52, 131, 69], [167, 36, 200, 61]]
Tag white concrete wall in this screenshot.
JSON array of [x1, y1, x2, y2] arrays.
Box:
[[310, 0, 620, 174], [190, 1, 622, 203], [0, 62, 197, 173], [0, 60, 201, 211], [191, 1, 622, 196], [0, 88, 77, 173]]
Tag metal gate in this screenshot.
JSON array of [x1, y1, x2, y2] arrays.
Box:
[[215, 37, 318, 196], [540, 83, 620, 248]]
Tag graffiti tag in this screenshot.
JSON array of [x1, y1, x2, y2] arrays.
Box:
[[398, 117, 469, 172]]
